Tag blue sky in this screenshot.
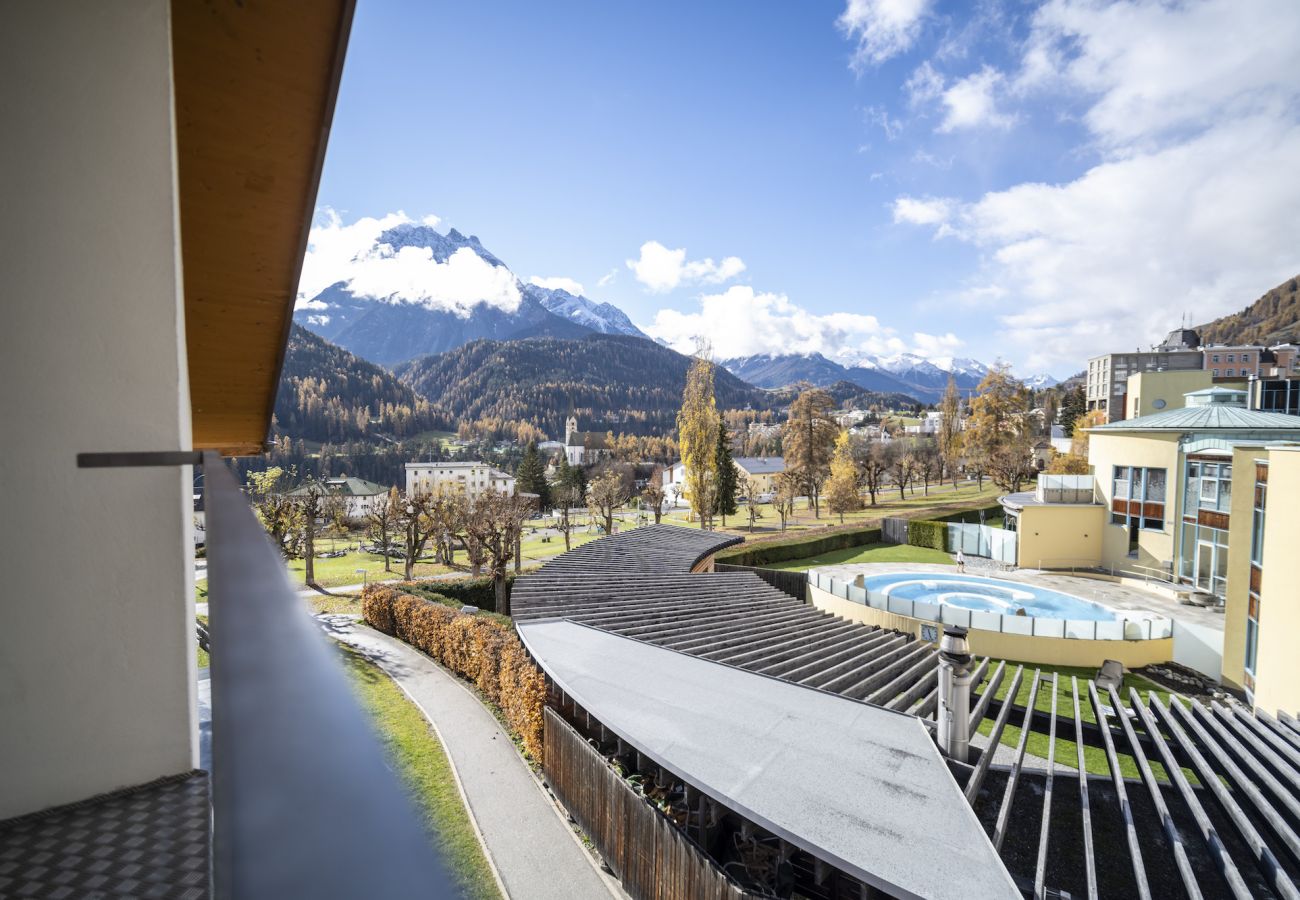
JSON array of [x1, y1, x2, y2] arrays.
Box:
[[310, 0, 1300, 375]]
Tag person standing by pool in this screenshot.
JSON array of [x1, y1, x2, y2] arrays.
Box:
[[955, 549, 966, 573]]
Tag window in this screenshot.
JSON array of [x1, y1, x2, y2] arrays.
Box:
[[1212, 354, 1220, 363], [1242, 353, 1251, 363], [1227, 354, 1235, 362], [1213, 369, 1220, 377], [1226, 369, 1235, 377], [1110, 465, 1167, 531]]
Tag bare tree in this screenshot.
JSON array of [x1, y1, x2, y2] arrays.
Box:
[[291, 478, 344, 587], [852, 438, 889, 507], [587, 469, 626, 535], [887, 443, 914, 501], [463, 491, 535, 615], [912, 440, 942, 496], [773, 472, 798, 531], [365, 486, 401, 573], [397, 491, 440, 581], [552, 482, 580, 551], [642, 469, 666, 525], [740, 475, 762, 532]]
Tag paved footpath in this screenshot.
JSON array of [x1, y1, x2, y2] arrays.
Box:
[[317, 614, 622, 900]]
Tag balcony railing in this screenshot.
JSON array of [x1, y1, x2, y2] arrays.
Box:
[[201, 451, 455, 898]]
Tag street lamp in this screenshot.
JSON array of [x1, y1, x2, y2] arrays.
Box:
[[355, 567, 367, 588]]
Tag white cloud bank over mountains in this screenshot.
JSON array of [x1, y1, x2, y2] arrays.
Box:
[[642, 284, 961, 364], [296, 210, 521, 316], [881, 0, 1300, 370]]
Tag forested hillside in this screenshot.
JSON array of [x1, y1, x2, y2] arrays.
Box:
[[273, 324, 445, 443], [396, 333, 779, 439], [1196, 274, 1300, 346]]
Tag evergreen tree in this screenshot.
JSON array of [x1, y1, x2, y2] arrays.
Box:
[[515, 441, 550, 509], [713, 422, 738, 527], [1059, 385, 1087, 435]]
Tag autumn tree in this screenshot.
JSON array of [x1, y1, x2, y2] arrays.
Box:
[[246, 467, 300, 557], [966, 364, 1033, 493], [713, 422, 738, 527], [783, 388, 837, 517], [825, 431, 861, 524], [552, 482, 581, 551], [911, 439, 942, 496], [642, 468, 666, 525], [365, 486, 401, 572], [677, 348, 720, 528], [289, 478, 344, 587], [887, 442, 914, 501], [587, 469, 626, 535], [740, 475, 762, 532], [1045, 452, 1090, 475], [1070, 410, 1107, 458], [938, 375, 963, 484]]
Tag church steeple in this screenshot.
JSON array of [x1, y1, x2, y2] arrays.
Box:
[[565, 415, 578, 445]]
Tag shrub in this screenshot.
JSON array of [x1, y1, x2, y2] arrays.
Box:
[[362, 584, 546, 760], [715, 526, 883, 567], [396, 574, 517, 613], [907, 519, 948, 551]]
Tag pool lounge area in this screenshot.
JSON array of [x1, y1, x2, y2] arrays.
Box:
[[808, 564, 1176, 668]]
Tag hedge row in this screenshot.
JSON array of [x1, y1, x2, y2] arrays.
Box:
[[714, 526, 883, 567], [362, 584, 546, 760], [906, 519, 948, 551], [395, 574, 517, 614]]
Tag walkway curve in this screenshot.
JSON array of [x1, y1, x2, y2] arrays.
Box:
[[317, 614, 622, 900]]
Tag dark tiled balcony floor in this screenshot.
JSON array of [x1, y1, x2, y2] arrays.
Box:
[[0, 770, 209, 899]]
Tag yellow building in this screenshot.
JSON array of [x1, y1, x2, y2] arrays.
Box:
[[733, 457, 785, 495], [1005, 386, 1300, 710], [1220, 443, 1300, 712]]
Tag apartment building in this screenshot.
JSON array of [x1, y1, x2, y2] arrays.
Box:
[[1084, 327, 1203, 421], [404, 460, 517, 498]]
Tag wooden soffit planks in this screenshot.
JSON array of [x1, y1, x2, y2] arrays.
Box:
[[173, 0, 354, 455]]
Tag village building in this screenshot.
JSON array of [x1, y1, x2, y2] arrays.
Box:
[[563, 416, 612, 466], [285, 475, 389, 519], [404, 461, 516, 499]]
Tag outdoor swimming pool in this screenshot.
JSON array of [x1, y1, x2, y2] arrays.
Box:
[[860, 572, 1118, 621]]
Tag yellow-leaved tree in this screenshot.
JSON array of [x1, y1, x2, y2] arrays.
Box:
[[677, 346, 720, 528], [825, 430, 861, 525]]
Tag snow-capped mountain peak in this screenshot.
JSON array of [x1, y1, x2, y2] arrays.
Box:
[[525, 284, 645, 338]]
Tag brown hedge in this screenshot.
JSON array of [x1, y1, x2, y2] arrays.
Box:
[[362, 584, 546, 761]]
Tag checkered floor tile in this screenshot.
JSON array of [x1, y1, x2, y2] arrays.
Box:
[[0, 771, 210, 899]]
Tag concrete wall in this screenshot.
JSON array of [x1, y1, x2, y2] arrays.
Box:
[[1125, 371, 1215, 419], [1252, 447, 1300, 714], [0, 1, 196, 817], [1088, 432, 1180, 574], [1016, 505, 1104, 569], [809, 586, 1174, 669]]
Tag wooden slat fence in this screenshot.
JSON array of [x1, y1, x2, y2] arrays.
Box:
[[713, 563, 808, 602], [543, 709, 761, 900], [881, 517, 908, 545]]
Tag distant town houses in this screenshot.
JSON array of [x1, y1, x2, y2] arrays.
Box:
[[661, 456, 786, 502], [1086, 325, 1300, 422], [563, 415, 612, 466], [404, 461, 516, 499], [285, 475, 389, 519]]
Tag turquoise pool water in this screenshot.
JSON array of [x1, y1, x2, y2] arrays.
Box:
[[861, 572, 1118, 621]]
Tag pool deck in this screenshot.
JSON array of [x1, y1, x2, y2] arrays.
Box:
[[810, 560, 1226, 633]]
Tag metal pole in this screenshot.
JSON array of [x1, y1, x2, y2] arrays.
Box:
[[937, 625, 974, 762]]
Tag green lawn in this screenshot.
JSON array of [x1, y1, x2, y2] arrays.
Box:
[[339, 644, 501, 900], [974, 662, 1185, 781], [763, 542, 953, 571], [286, 547, 454, 588], [196, 614, 209, 669]]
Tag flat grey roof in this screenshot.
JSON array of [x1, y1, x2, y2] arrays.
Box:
[[519, 619, 1019, 900]]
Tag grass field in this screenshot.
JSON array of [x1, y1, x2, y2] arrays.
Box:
[[339, 644, 501, 900], [762, 542, 953, 571], [975, 662, 1180, 780]]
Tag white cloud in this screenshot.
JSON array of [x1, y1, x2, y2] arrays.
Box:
[[626, 240, 746, 292], [306, 314, 331, 327], [905, 60, 945, 106], [838, 0, 933, 68], [891, 195, 955, 227], [528, 275, 585, 295], [597, 268, 619, 288], [420, 214, 442, 227], [938, 66, 1013, 132], [911, 331, 962, 356], [890, 0, 1300, 371], [644, 285, 908, 360], [296, 209, 522, 317]]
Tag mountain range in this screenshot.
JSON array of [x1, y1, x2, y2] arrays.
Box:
[[719, 351, 1057, 401], [1195, 273, 1300, 347], [294, 224, 643, 366]]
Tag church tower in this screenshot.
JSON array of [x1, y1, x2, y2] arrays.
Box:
[[565, 415, 578, 445]]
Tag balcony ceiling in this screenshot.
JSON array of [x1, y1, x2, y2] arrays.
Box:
[[173, 0, 354, 455]]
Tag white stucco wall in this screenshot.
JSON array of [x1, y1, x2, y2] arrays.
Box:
[[0, 1, 197, 817]]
